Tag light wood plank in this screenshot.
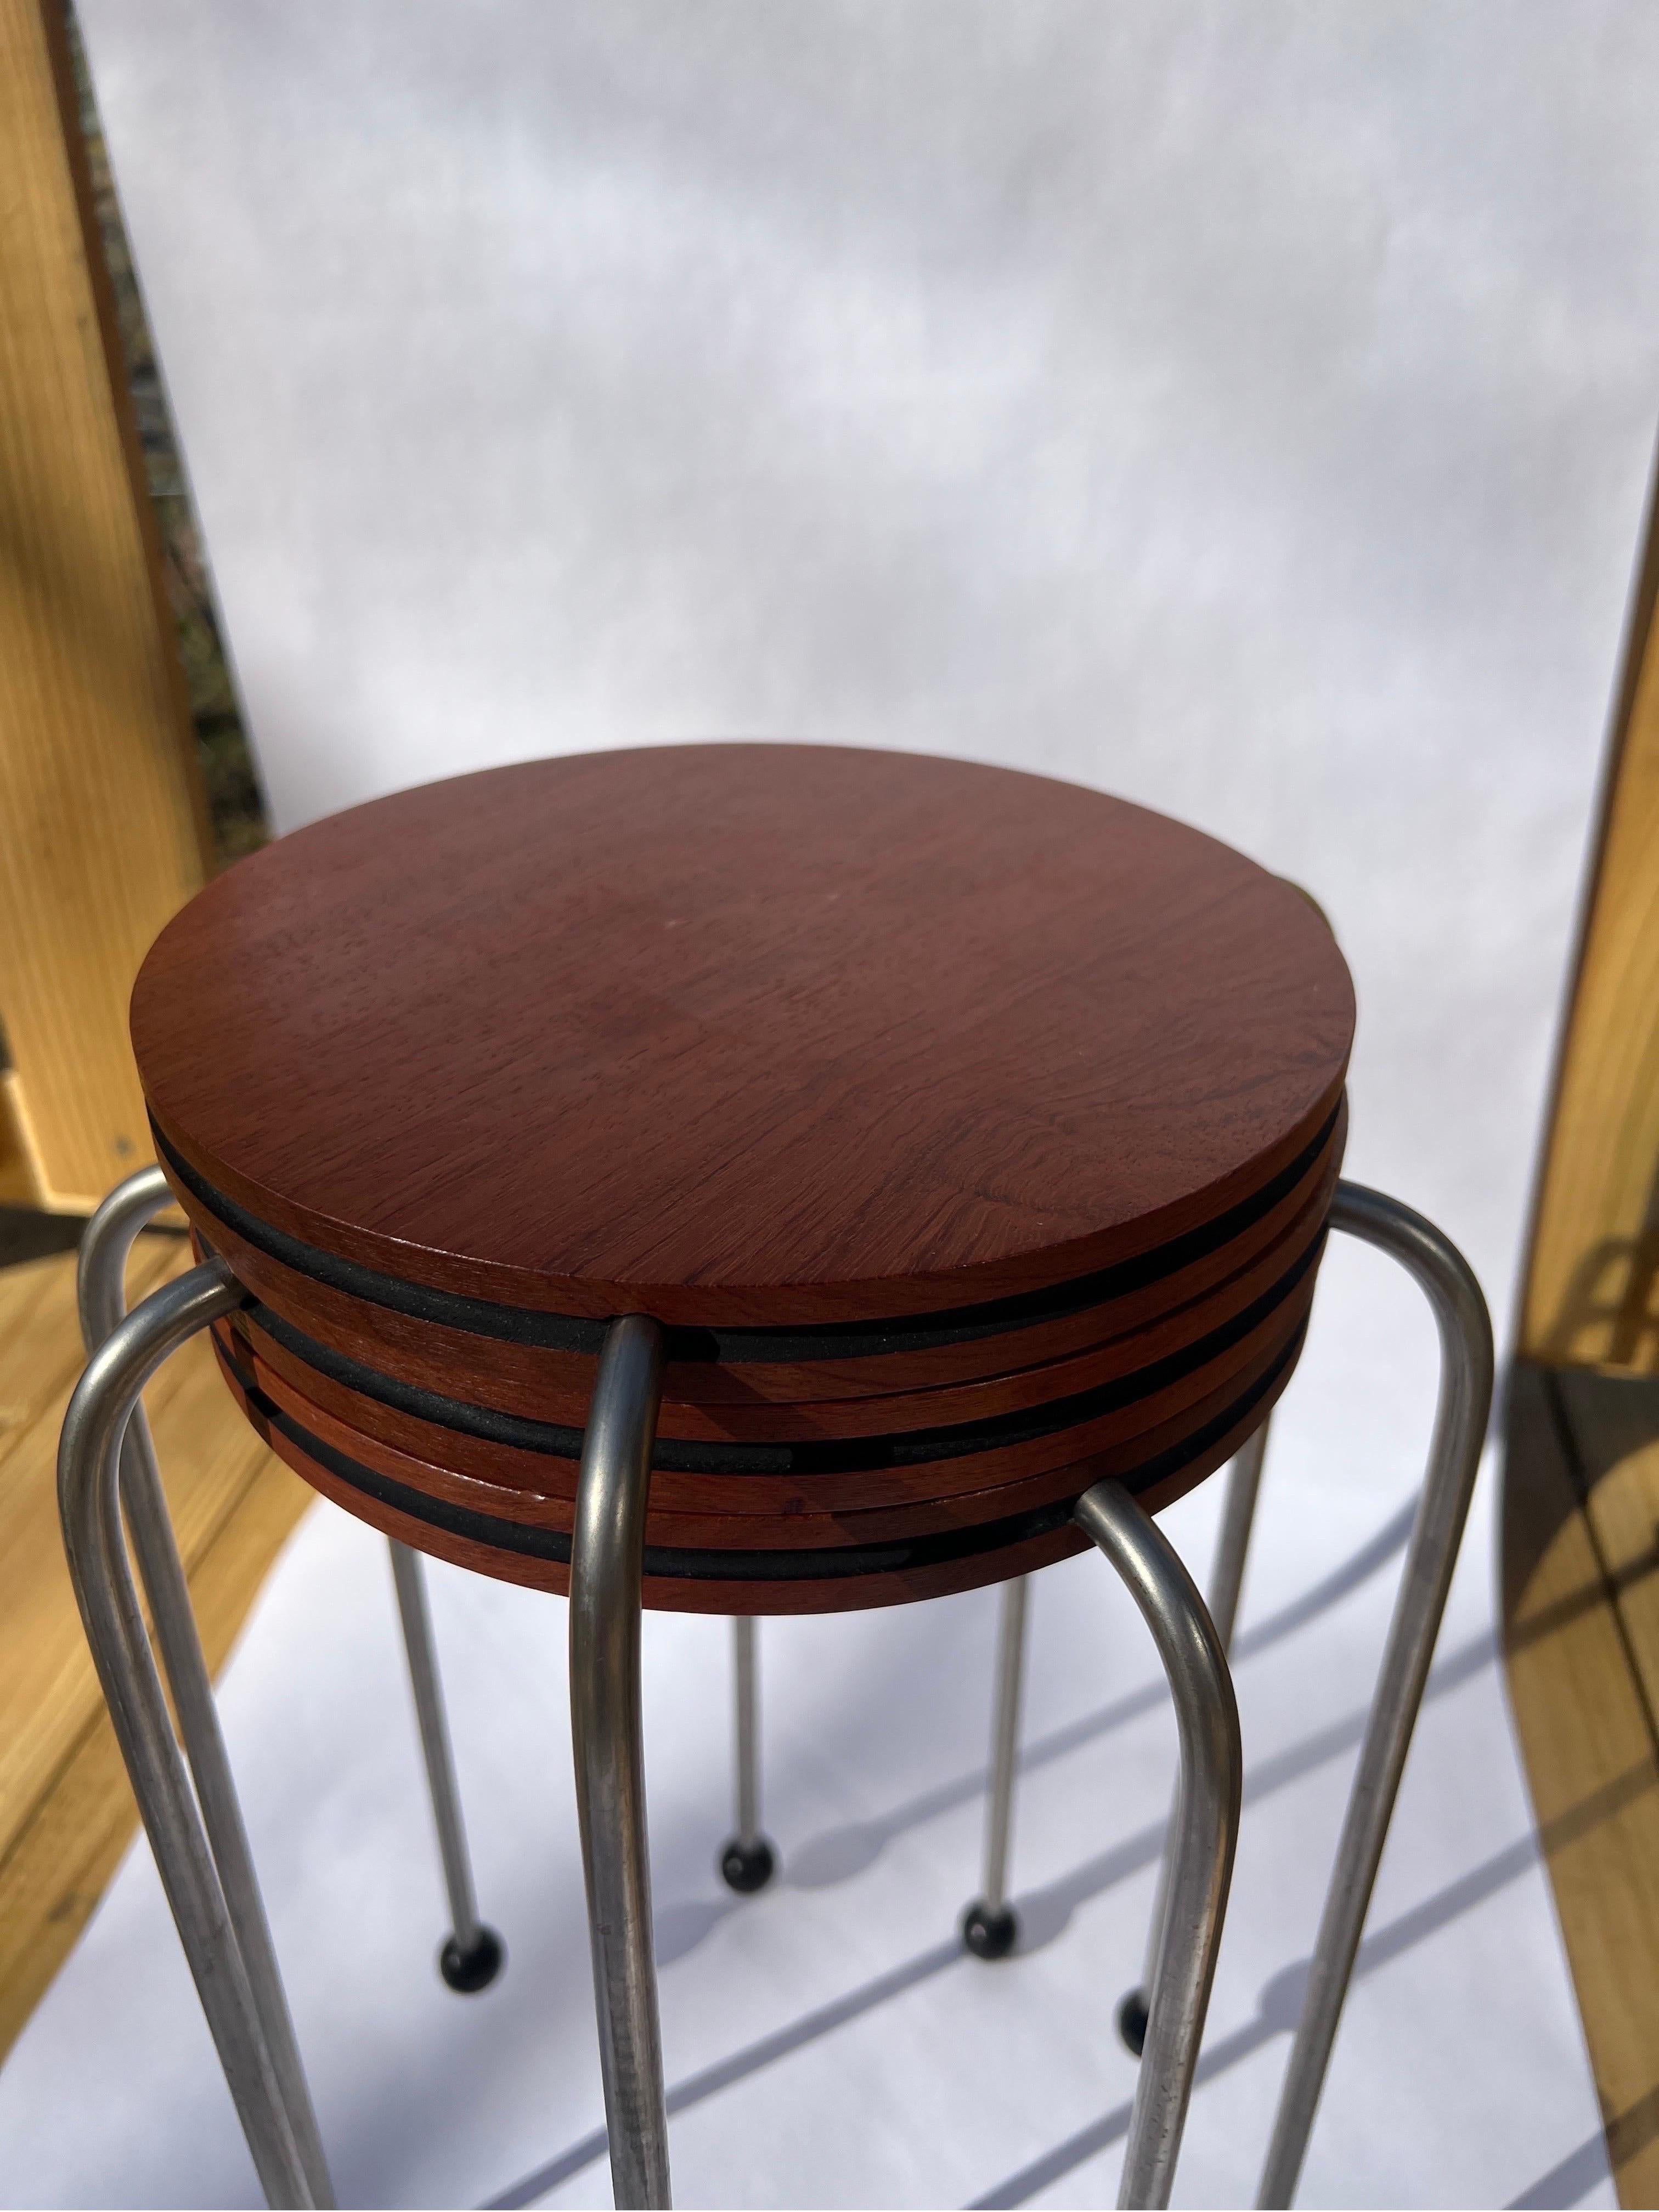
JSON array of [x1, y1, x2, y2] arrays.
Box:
[[1502, 1360, 1659, 2208], [1503, 431, 1659, 2199], [0, 0, 209, 1213], [1561, 1370, 1659, 1733], [0, 1078, 39, 1209], [1522, 448, 1659, 1375], [0, 1232, 167, 1455]]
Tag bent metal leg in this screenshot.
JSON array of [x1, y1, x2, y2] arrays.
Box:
[[569, 1315, 672, 2211], [1118, 1415, 1271, 2053], [962, 1178, 1491, 2209], [387, 1539, 505, 1989], [1255, 1184, 1492, 2206], [58, 1257, 328, 2209], [962, 1574, 1030, 1959], [1074, 1481, 1242, 2211], [77, 1171, 334, 2202], [1106, 1184, 1493, 2207], [719, 1614, 777, 1892], [83, 1169, 500, 2015]]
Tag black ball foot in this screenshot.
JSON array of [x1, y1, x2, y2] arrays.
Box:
[[719, 1836, 777, 1893], [961, 1900, 1019, 1960], [1117, 1986, 1149, 2057], [440, 1924, 505, 1993]]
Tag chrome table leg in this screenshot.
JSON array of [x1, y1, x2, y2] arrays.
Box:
[[76, 1176, 333, 2206], [962, 1574, 1029, 1958], [1118, 1417, 1271, 2053], [1255, 1184, 1492, 2207], [388, 1538, 504, 1990], [569, 1315, 672, 2211], [59, 1258, 326, 2209], [1205, 1415, 1272, 1655], [719, 1614, 777, 1892], [1075, 1481, 1242, 2211]]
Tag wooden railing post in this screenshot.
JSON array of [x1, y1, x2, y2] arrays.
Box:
[[0, 0, 211, 1213]]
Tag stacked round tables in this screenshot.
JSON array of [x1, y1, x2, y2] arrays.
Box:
[[65, 743, 1486, 2212], [129, 746, 1352, 1620]]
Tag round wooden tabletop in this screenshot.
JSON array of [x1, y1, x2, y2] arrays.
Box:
[[134, 745, 1353, 1330]]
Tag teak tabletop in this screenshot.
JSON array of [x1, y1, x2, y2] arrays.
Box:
[[133, 745, 1353, 1330]]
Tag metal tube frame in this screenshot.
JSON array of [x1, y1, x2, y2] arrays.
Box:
[[61, 1174, 1487, 2212], [85, 1170, 499, 2010], [571, 1331, 1238, 2212], [1074, 1481, 1243, 2210], [568, 1314, 673, 2210], [718, 1615, 777, 1892], [1118, 1414, 1272, 2055], [1254, 1183, 1493, 2206], [387, 1538, 504, 1990], [76, 1178, 333, 2206], [66, 1217, 674, 2208], [961, 1180, 1493, 2210], [1204, 1411, 1273, 1657], [961, 1574, 1029, 1958], [58, 1256, 324, 2208], [734, 1617, 760, 1846]]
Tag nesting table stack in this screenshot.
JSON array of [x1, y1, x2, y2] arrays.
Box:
[[69, 743, 1507, 2212], [128, 745, 1353, 1619]]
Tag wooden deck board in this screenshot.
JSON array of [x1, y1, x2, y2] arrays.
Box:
[[0, 1234, 312, 2060], [1504, 1359, 1659, 2205]]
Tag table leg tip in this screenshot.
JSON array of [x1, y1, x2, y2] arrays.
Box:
[[961, 1901, 1019, 1960], [719, 1836, 777, 1894], [441, 1925, 506, 1993]]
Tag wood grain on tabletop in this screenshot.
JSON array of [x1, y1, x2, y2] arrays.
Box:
[[173, 1102, 1342, 1418], [223, 1192, 1324, 1445], [134, 745, 1354, 1325]]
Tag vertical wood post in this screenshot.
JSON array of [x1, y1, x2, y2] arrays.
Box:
[[0, 0, 210, 1212], [1505, 435, 1659, 2208], [1522, 442, 1659, 1375]]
